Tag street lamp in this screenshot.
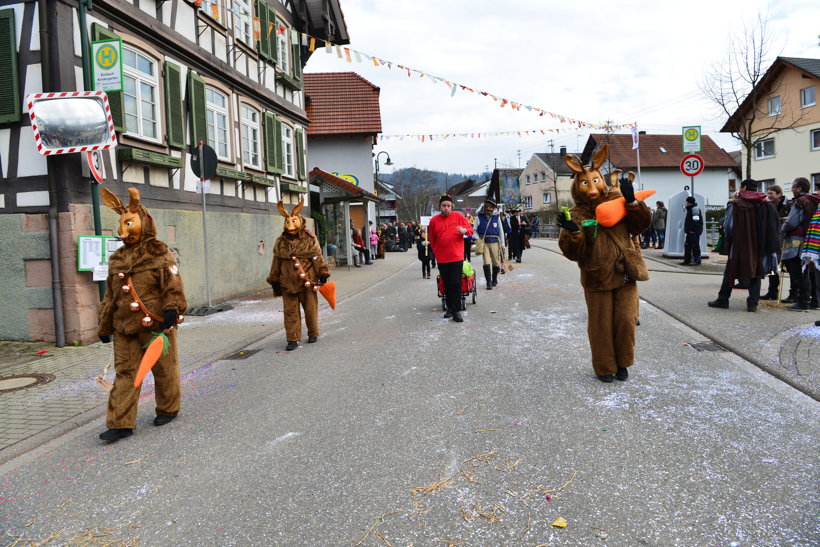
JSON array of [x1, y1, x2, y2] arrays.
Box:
[[374, 151, 393, 224]]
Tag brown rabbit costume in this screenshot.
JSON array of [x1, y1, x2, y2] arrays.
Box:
[[267, 199, 331, 349], [558, 145, 651, 381], [97, 188, 187, 440]]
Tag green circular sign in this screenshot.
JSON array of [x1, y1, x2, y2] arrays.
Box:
[[95, 45, 118, 70], [684, 128, 700, 141]]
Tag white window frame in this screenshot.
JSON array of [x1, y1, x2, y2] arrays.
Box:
[[811, 129, 820, 151], [525, 175, 530, 185], [543, 193, 552, 204], [768, 96, 781, 116], [240, 104, 261, 169], [282, 124, 294, 177], [811, 173, 820, 193], [541, 171, 546, 182], [754, 138, 775, 160], [276, 19, 289, 74], [801, 86, 816, 108], [122, 46, 160, 143], [524, 195, 533, 209], [205, 87, 230, 161], [233, 0, 252, 45]]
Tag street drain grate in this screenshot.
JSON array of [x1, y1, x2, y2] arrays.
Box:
[[0, 373, 56, 394], [689, 341, 726, 352], [223, 349, 262, 360]]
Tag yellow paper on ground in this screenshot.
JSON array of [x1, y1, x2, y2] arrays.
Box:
[[551, 517, 568, 528]]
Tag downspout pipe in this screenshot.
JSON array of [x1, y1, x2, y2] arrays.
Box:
[[39, 0, 65, 347]]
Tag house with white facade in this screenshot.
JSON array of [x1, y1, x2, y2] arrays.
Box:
[[581, 133, 740, 208], [519, 150, 575, 212], [0, 0, 347, 343]]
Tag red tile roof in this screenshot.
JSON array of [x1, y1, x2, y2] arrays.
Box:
[[585, 134, 738, 169], [304, 72, 383, 136]]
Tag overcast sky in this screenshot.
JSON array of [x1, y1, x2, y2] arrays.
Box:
[[304, 0, 819, 175]]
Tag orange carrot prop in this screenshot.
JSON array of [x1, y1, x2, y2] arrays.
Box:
[[134, 333, 168, 388], [595, 189, 656, 227], [318, 281, 337, 309], [292, 256, 336, 310]]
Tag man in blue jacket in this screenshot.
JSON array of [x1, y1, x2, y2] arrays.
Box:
[[680, 196, 704, 266], [474, 199, 510, 290]]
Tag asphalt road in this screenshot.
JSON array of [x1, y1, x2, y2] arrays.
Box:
[[1, 246, 817, 546]]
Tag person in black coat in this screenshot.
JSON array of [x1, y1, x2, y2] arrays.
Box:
[[417, 232, 435, 279], [508, 208, 529, 263], [680, 196, 704, 265]]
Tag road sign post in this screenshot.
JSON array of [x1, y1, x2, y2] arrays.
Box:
[[191, 142, 218, 308]]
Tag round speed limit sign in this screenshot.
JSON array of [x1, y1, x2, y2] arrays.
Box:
[[680, 154, 704, 177]]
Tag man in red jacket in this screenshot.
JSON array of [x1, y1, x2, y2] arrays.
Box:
[[429, 194, 474, 322]]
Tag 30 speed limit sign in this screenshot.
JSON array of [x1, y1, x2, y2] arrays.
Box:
[[680, 154, 704, 177]]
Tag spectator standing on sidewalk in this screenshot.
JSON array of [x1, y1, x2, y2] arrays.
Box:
[[761, 185, 787, 300], [680, 196, 704, 265], [780, 177, 820, 310], [708, 179, 780, 312], [508, 208, 528, 263], [369, 225, 379, 259], [652, 201, 667, 249], [428, 194, 473, 322], [417, 230, 434, 279]]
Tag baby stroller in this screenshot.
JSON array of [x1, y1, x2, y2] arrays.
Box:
[[437, 261, 477, 311]]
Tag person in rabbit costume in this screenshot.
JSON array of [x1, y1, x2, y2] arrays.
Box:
[[556, 145, 651, 383], [267, 198, 331, 351], [97, 188, 187, 442]]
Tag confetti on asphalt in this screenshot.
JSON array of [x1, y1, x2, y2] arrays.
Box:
[[552, 517, 568, 528]]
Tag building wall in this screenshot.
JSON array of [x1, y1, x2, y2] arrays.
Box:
[[750, 68, 820, 134], [638, 169, 732, 209], [0, 0, 327, 342], [746, 120, 820, 186], [518, 156, 572, 211], [308, 137, 376, 224]]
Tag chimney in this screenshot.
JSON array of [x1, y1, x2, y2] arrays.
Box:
[[559, 146, 567, 156]]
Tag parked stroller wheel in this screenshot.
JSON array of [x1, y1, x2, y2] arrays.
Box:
[[442, 298, 447, 311], [472, 291, 477, 304], [461, 296, 467, 311]]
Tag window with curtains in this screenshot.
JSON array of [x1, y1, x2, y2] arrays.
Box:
[[241, 105, 261, 168], [206, 87, 230, 160], [767, 96, 781, 116], [754, 138, 775, 159], [801, 86, 815, 108], [282, 124, 293, 177], [123, 47, 160, 142]]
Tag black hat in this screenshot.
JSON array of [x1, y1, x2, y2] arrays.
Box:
[[483, 199, 497, 208], [439, 194, 454, 204], [685, 196, 696, 204]]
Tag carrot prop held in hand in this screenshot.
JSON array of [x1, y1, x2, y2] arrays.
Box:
[[595, 189, 656, 227], [318, 281, 337, 309], [134, 333, 169, 388]]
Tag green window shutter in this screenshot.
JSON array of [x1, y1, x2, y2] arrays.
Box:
[[269, 10, 279, 65], [256, 1, 270, 60], [91, 23, 125, 130], [264, 112, 283, 174], [187, 70, 207, 148], [0, 10, 20, 123], [295, 127, 306, 180], [291, 38, 302, 82], [163, 62, 184, 148]]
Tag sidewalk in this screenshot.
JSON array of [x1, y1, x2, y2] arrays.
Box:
[[0, 251, 418, 465], [532, 237, 820, 400]]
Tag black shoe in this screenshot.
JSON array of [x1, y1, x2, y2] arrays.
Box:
[[452, 311, 463, 323], [815, 320, 820, 326], [747, 303, 757, 312], [678, 261, 691, 265], [615, 367, 629, 381], [708, 299, 729, 309], [759, 293, 777, 300], [307, 336, 318, 343], [810, 301, 819, 309], [285, 341, 298, 351], [99, 428, 133, 442], [154, 414, 176, 426], [486, 283, 493, 290], [785, 303, 809, 311], [597, 374, 615, 383], [443, 310, 453, 319], [781, 297, 796, 304], [684, 262, 700, 266]]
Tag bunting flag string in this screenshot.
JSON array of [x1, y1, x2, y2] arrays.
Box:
[[378, 127, 582, 142], [188, 0, 630, 131]]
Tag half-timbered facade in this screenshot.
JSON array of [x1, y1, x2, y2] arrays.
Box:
[[0, 0, 348, 343]]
